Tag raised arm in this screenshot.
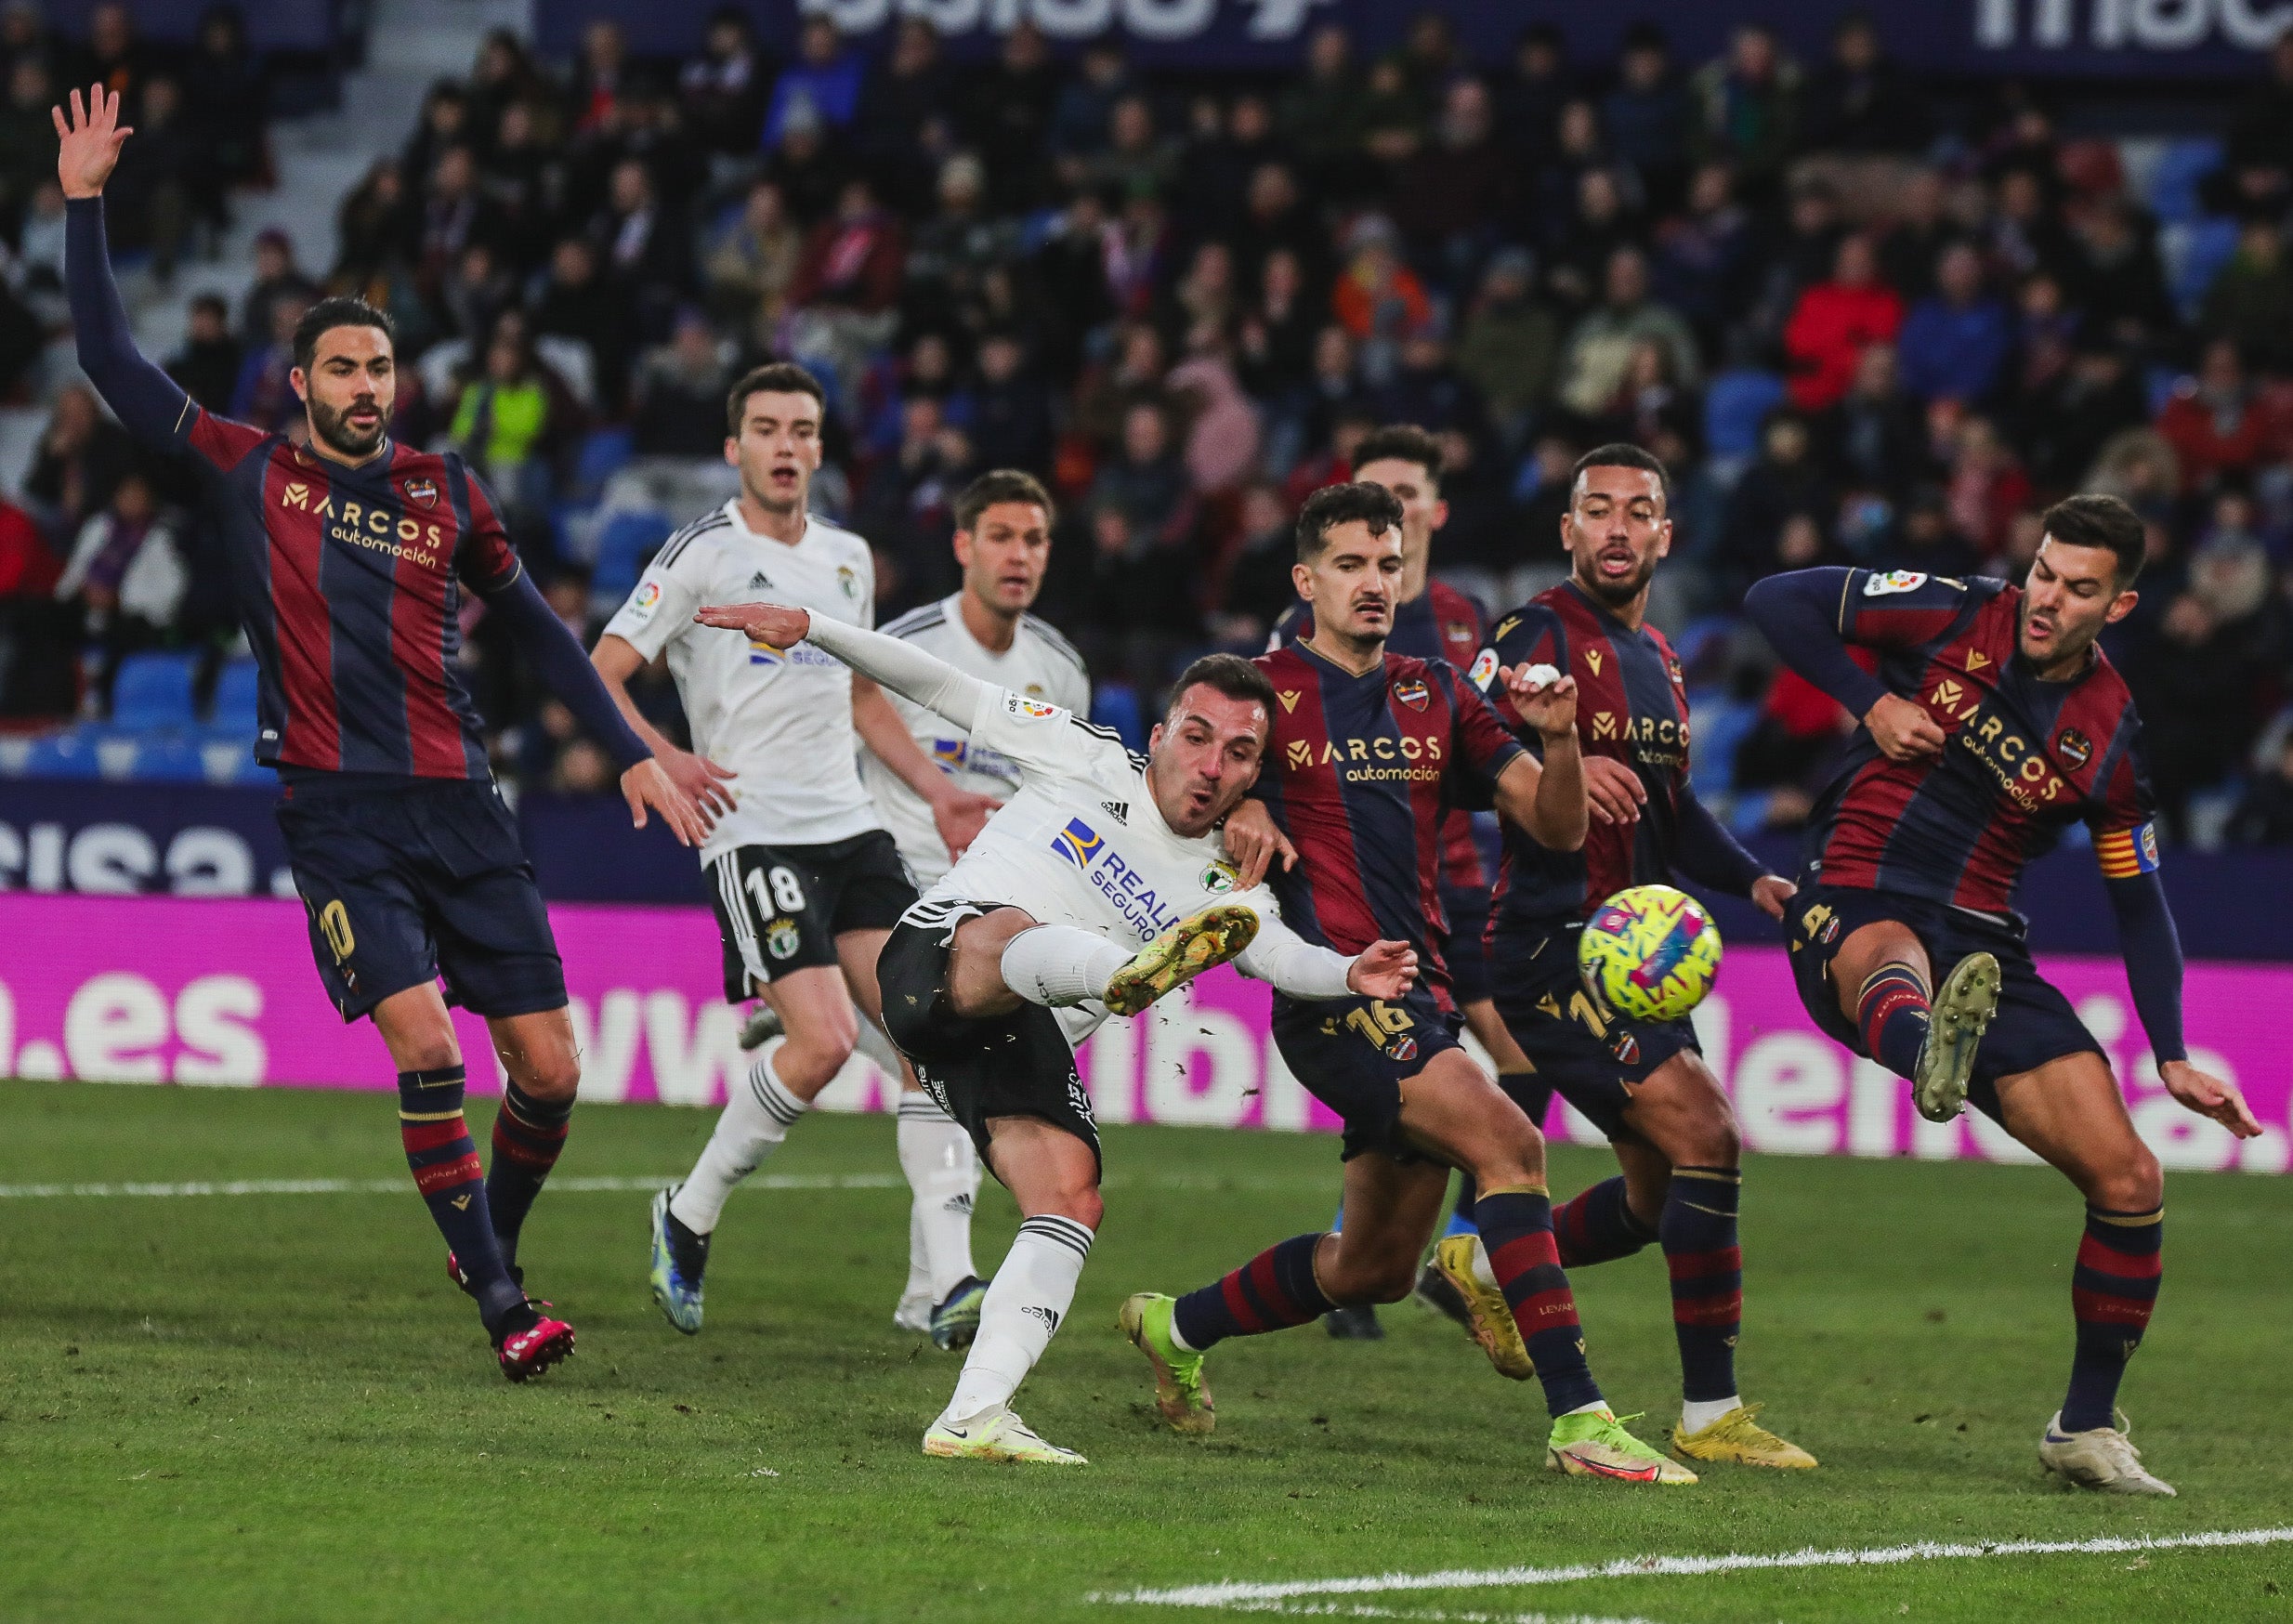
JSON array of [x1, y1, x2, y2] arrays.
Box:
[[1744, 567, 1958, 763], [1234, 901, 1418, 1002], [58, 88, 195, 447], [1489, 666, 1586, 853], [693, 602, 989, 728], [1674, 781, 1796, 917]]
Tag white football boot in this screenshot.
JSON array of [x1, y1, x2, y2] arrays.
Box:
[[2038, 1410, 2177, 1496]]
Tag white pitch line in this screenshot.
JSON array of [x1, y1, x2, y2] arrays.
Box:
[[1091, 1526, 2293, 1609], [1220, 1606, 1664, 1624]]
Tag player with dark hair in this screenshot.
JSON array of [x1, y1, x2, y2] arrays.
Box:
[[56, 86, 702, 1379], [1466, 442, 1816, 1471], [1126, 480, 1699, 1484], [681, 606, 1417, 1465], [1745, 491, 2259, 1496], [1264, 424, 1535, 1339]]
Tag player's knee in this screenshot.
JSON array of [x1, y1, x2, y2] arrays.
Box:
[[397, 1036, 461, 1075], [1682, 1112, 1740, 1169], [518, 1049, 582, 1104], [1469, 1120, 1546, 1190], [1041, 1185, 1102, 1230], [2093, 1145, 2163, 1213], [777, 1015, 860, 1089]]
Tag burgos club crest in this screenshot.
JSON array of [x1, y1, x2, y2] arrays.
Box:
[[1392, 676, 1431, 712], [401, 476, 438, 509], [1199, 861, 1238, 894]]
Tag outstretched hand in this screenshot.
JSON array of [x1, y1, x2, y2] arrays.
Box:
[[622, 757, 708, 847], [1346, 939, 1419, 1001], [2159, 1059, 2262, 1139], [695, 601, 811, 648], [1220, 796, 1298, 889], [54, 85, 131, 200]]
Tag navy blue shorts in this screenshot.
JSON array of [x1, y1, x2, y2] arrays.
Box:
[[1785, 883, 2101, 1122], [276, 776, 565, 1024], [1441, 883, 1495, 1008], [1490, 921, 1701, 1141], [1271, 985, 1463, 1163]]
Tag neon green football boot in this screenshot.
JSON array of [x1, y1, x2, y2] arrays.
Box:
[[1120, 1292, 1215, 1434], [1547, 1408, 1699, 1484], [1103, 904, 1260, 1017]]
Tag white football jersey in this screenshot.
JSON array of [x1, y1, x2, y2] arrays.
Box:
[[911, 686, 1315, 1045], [602, 503, 883, 858], [861, 594, 1091, 887]]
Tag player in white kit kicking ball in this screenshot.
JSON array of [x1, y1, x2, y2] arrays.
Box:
[[591, 362, 1000, 1348], [689, 597, 1419, 1464], [857, 469, 1090, 1334]]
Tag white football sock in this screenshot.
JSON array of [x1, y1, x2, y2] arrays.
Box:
[[670, 1050, 808, 1235], [1000, 925, 1133, 1007], [898, 1205, 930, 1311], [1681, 1395, 1742, 1434], [939, 1213, 1094, 1427], [853, 1013, 905, 1078], [898, 1091, 981, 1301]]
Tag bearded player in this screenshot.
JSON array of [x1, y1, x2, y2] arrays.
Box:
[[1266, 425, 1534, 1339], [1128, 481, 1698, 1484], [57, 86, 702, 1379], [1745, 493, 2259, 1496], [1471, 444, 1815, 1471]]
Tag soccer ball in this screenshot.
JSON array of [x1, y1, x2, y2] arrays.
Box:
[[1577, 884, 1723, 1022]]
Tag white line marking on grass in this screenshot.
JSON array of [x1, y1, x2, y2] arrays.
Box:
[[1091, 1527, 2293, 1609], [1218, 1606, 1665, 1623]]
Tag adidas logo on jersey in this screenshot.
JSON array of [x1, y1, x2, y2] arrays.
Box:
[[747, 571, 773, 590], [1100, 801, 1129, 824]]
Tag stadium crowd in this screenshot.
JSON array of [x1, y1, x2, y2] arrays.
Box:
[[5, 7, 2293, 846]]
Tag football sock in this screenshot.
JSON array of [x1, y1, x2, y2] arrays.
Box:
[[670, 1051, 809, 1235], [1444, 1171, 1480, 1238], [898, 1091, 981, 1301], [899, 1206, 929, 1311], [1553, 1175, 1658, 1268], [1472, 1185, 1604, 1417], [1662, 1166, 1744, 1405], [1001, 925, 1133, 1007], [2063, 1204, 2163, 1433], [1855, 963, 1933, 1078], [853, 1013, 906, 1078], [1171, 1232, 1334, 1353], [398, 1066, 523, 1330], [941, 1213, 1094, 1426], [486, 1079, 571, 1269]]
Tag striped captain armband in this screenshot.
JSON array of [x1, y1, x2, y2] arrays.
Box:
[[2094, 820, 2163, 879]]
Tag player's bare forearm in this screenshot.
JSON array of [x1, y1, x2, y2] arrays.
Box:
[[694, 603, 988, 727], [1499, 733, 1586, 852], [591, 635, 680, 760], [853, 678, 949, 803]]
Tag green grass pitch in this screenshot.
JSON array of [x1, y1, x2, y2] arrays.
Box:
[[3, 1077, 2289, 1623]]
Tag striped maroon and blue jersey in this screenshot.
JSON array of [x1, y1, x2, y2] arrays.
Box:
[[1271, 581, 1493, 891], [1805, 569, 2159, 912], [1477, 581, 1697, 927], [163, 401, 519, 777], [1251, 641, 1524, 1010]]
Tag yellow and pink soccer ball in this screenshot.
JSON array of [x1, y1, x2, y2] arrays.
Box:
[[1577, 884, 1723, 1022]]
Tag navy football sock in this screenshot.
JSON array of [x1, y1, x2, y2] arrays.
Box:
[[1474, 1185, 1604, 1417], [1855, 964, 1933, 1079], [1445, 1170, 1480, 1238], [487, 1080, 572, 1268], [2063, 1205, 2163, 1433], [399, 1066, 523, 1330], [1172, 1233, 1334, 1353], [1661, 1166, 1743, 1405], [1553, 1175, 1658, 1268]]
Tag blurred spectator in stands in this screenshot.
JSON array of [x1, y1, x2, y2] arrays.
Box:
[[403, 82, 473, 201], [164, 293, 241, 413], [1877, 168, 1953, 302], [1356, 57, 1425, 175], [530, 237, 628, 413], [1602, 24, 1689, 213], [181, 6, 267, 197], [23, 385, 132, 547], [1898, 242, 2010, 407], [1734, 658, 1858, 827], [1174, 91, 1277, 244], [1169, 340, 1262, 502], [680, 7, 763, 156], [2062, 196, 2173, 346], [703, 178, 801, 351], [452, 321, 557, 512], [467, 29, 545, 138], [2200, 218, 2293, 373], [1867, 484, 1982, 579], [2005, 268, 2079, 427], [1804, 12, 1930, 154], [786, 175, 904, 409], [1286, 326, 1369, 474], [630, 308, 734, 461], [334, 157, 413, 287], [858, 18, 953, 201], [1089, 401, 1194, 553], [963, 20, 1058, 212], [0, 488, 64, 715], [1087, 93, 1176, 204], [84, 3, 148, 121], [440, 239, 513, 342], [1075, 321, 1172, 451], [2025, 340, 2147, 492], [1821, 343, 1927, 497], [1214, 482, 1299, 644], [479, 100, 560, 271], [2157, 339, 2292, 497], [1782, 232, 1903, 412], [907, 151, 1017, 336], [1237, 244, 1317, 398], [419, 144, 499, 296], [1050, 38, 1132, 174], [1654, 161, 1756, 347], [1028, 189, 1114, 382], [1455, 247, 1559, 446], [1559, 246, 1700, 419], [55, 468, 184, 712], [1721, 410, 1833, 588], [967, 330, 1053, 476], [1278, 23, 1364, 202], [568, 20, 630, 136], [2228, 733, 2293, 846], [764, 14, 862, 150], [1392, 78, 1513, 282], [1495, 23, 1568, 171], [0, 56, 54, 237], [1373, 328, 1489, 446], [762, 102, 845, 229], [2128, 555, 2287, 839], [1690, 23, 1802, 202], [238, 228, 320, 353], [229, 293, 312, 433], [2210, 31, 2293, 219], [1078, 502, 1199, 685], [0, 0, 58, 79], [853, 395, 972, 605], [588, 157, 687, 343], [1233, 159, 1322, 294], [1941, 413, 2031, 558]]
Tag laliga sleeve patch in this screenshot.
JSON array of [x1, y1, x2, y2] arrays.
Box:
[[623, 579, 663, 623], [1863, 570, 1930, 596], [1467, 648, 1500, 689], [1002, 691, 1060, 722]]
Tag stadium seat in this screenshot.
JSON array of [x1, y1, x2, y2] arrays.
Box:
[[1091, 685, 1146, 752], [131, 735, 208, 782], [2141, 137, 2224, 227], [2162, 218, 2240, 321], [591, 508, 675, 599], [1686, 694, 1762, 797], [418, 339, 470, 405], [21, 729, 101, 779], [109, 652, 200, 731], [536, 334, 597, 409], [208, 659, 260, 734], [571, 426, 635, 501], [1704, 370, 1787, 463]]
